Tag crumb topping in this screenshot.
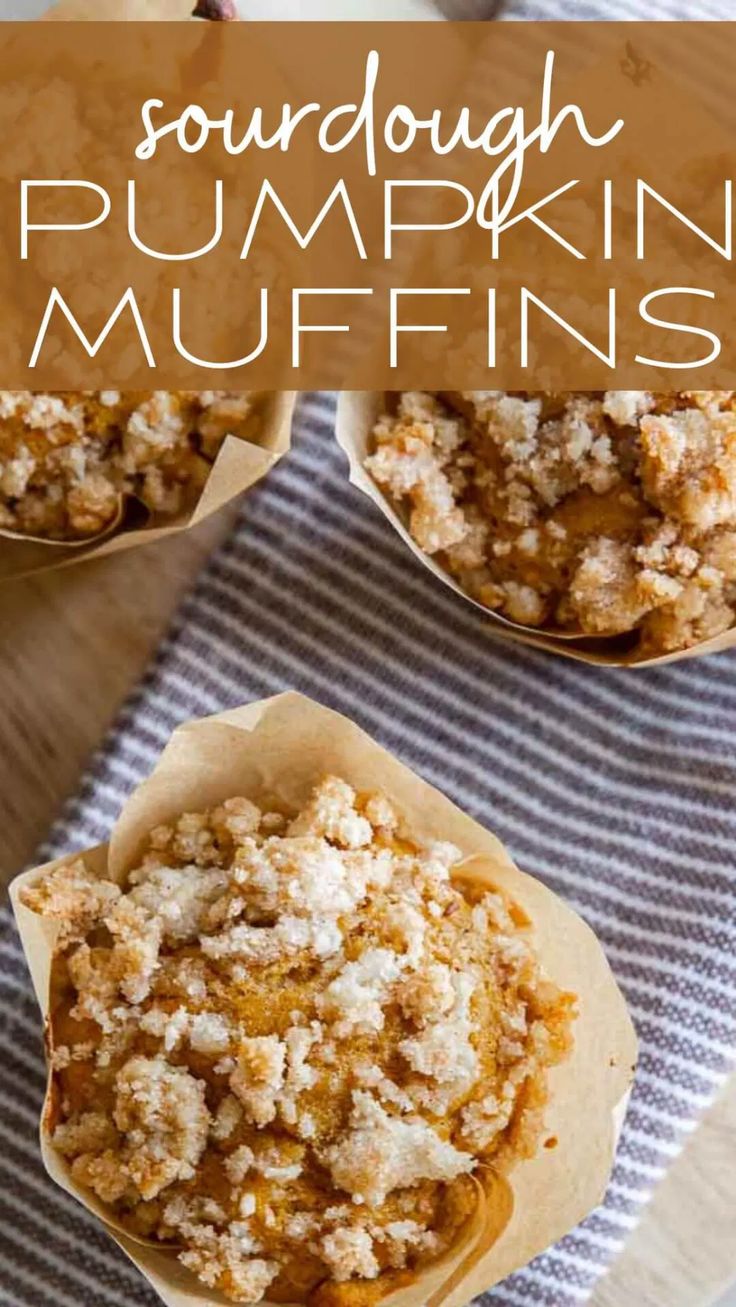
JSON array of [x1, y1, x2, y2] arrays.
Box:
[[0, 390, 254, 541], [365, 391, 736, 656], [23, 777, 573, 1305]]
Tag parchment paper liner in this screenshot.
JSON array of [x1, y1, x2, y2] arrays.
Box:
[[11, 690, 636, 1307], [336, 392, 736, 668], [0, 391, 296, 581]]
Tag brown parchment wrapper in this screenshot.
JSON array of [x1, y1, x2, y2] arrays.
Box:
[[10, 691, 636, 1307], [336, 392, 736, 669], [0, 390, 296, 581]]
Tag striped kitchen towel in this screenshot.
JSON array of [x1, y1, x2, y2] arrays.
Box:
[[2, 391, 736, 1307], [499, 0, 730, 16]]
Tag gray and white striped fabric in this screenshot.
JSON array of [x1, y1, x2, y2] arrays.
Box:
[[497, 0, 734, 17], [2, 391, 736, 1307]]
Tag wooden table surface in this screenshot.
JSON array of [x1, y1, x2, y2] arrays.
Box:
[[1, 520, 734, 1307]]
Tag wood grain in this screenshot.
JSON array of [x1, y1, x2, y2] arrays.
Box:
[[0, 509, 234, 881]]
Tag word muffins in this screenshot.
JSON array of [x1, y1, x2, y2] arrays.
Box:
[[12, 694, 636, 1307], [355, 390, 736, 663]]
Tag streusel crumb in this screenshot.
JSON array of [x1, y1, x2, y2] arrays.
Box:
[[365, 391, 736, 655], [0, 390, 253, 540], [23, 778, 573, 1305]]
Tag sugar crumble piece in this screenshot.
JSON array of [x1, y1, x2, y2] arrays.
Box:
[[287, 775, 373, 849], [324, 1091, 476, 1207], [229, 1036, 286, 1126], [113, 1054, 211, 1200], [20, 859, 120, 947], [225, 1144, 255, 1185], [321, 1228, 380, 1281], [398, 969, 479, 1113], [318, 947, 406, 1037], [211, 1094, 243, 1142]]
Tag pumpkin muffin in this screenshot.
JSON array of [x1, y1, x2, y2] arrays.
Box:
[[365, 391, 736, 655], [0, 390, 254, 540], [22, 776, 574, 1305]]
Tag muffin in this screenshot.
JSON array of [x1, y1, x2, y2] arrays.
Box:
[[364, 391, 736, 656], [21, 774, 574, 1306], [0, 390, 254, 540]]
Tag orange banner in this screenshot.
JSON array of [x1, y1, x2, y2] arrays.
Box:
[[1, 21, 735, 388]]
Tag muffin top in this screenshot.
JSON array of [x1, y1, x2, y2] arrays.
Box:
[[365, 390, 736, 656], [0, 389, 253, 540], [23, 776, 573, 1305]]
